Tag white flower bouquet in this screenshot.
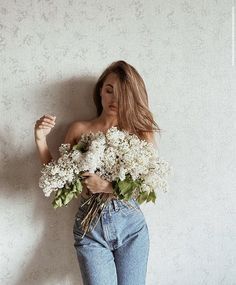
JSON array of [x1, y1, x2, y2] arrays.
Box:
[[39, 126, 172, 235]]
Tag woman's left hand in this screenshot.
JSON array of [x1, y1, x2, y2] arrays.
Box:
[[81, 172, 114, 194]]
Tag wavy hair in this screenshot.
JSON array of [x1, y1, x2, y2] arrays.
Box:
[[93, 60, 162, 143]]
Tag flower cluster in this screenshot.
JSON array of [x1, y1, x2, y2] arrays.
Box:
[[39, 126, 172, 207]]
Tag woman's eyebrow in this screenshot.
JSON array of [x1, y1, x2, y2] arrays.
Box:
[[105, 84, 113, 88]]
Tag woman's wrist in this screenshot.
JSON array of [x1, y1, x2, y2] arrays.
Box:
[[35, 138, 53, 165], [35, 137, 47, 144]]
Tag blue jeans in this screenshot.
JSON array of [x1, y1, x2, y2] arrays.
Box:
[[73, 195, 150, 285]]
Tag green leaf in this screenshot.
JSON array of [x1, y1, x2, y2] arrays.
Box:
[[147, 190, 155, 202], [118, 180, 132, 195], [137, 195, 145, 204], [150, 191, 157, 203], [72, 184, 77, 192], [73, 141, 87, 153], [52, 196, 63, 208], [137, 191, 149, 204], [75, 179, 82, 193], [55, 189, 63, 197], [64, 191, 75, 206]]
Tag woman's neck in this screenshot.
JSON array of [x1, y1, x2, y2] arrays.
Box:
[[95, 113, 118, 129]]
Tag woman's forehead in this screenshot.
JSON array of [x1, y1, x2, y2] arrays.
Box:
[[103, 73, 118, 86]]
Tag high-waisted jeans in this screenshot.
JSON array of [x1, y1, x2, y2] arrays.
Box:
[[73, 195, 150, 285]]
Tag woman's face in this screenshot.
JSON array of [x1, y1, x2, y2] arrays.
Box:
[[100, 73, 119, 114]]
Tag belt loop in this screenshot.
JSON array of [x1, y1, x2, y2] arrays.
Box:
[[113, 199, 120, 212], [112, 199, 119, 211]]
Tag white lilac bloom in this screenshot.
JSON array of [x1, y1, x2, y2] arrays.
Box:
[[106, 127, 126, 147], [39, 126, 172, 201], [58, 143, 71, 155]]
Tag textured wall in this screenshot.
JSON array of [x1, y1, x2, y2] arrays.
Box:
[[1, 0, 235, 284]]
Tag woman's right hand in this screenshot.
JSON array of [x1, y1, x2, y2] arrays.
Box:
[[34, 114, 56, 142]]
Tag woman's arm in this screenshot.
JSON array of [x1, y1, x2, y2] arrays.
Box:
[[35, 139, 53, 165], [64, 121, 83, 147], [34, 114, 56, 165]]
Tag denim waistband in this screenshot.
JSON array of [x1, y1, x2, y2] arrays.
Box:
[[79, 195, 140, 214], [104, 197, 139, 212]]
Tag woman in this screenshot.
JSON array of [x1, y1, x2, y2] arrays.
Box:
[[34, 60, 161, 285]]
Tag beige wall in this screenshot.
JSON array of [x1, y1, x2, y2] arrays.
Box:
[[1, 0, 235, 284]]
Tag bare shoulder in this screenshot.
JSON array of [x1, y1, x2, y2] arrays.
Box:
[[64, 120, 93, 145], [145, 131, 158, 147], [145, 131, 154, 143]]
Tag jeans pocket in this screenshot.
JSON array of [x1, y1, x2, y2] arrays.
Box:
[[119, 198, 145, 219], [119, 203, 141, 216]]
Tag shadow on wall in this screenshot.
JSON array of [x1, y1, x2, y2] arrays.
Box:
[[35, 75, 98, 159], [1, 76, 98, 285]]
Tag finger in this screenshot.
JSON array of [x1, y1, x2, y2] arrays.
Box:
[[81, 172, 92, 177], [42, 118, 56, 124], [87, 186, 94, 192], [44, 114, 56, 120], [40, 120, 55, 128], [41, 121, 55, 128], [81, 178, 88, 186], [35, 121, 40, 127], [40, 124, 54, 129], [38, 125, 51, 129], [42, 114, 56, 120]]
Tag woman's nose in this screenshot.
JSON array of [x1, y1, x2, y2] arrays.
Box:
[[110, 99, 118, 106], [111, 94, 118, 103]]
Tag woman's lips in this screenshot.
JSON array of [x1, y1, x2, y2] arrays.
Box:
[[109, 105, 117, 109]]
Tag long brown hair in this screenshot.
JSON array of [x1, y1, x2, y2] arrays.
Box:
[[93, 60, 162, 143]]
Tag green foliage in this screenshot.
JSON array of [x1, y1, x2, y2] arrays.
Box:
[[52, 173, 157, 209], [72, 141, 88, 153], [52, 178, 83, 208], [147, 190, 156, 203], [113, 175, 156, 205]]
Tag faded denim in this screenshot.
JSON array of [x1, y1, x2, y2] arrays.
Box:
[[73, 195, 150, 285]]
